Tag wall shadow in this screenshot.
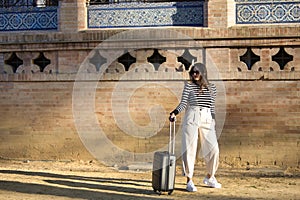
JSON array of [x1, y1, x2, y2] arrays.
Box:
[[0, 170, 149, 186], [0, 169, 165, 199], [0, 180, 164, 200], [0, 169, 289, 199], [171, 1, 208, 27]]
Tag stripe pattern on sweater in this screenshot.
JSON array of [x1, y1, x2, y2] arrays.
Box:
[[175, 82, 216, 115]]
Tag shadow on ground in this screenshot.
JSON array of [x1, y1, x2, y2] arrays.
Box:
[[0, 169, 160, 200], [0, 169, 280, 199]]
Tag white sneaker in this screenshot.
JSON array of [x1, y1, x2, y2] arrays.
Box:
[[204, 176, 222, 188], [203, 176, 209, 185], [186, 180, 197, 192]]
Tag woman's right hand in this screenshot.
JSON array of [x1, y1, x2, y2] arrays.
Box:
[[169, 113, 176, 122]]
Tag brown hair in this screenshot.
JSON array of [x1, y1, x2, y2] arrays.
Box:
[[189, 63, 209, 92]]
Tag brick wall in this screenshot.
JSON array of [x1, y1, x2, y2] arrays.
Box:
[[0, 1, 299, 167], [221, 81, 300, 166], [0, 81, 93, 160], [1, 67, 298, 166]]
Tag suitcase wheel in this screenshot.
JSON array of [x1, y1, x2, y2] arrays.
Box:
[[153, 189, 161, 195], [168, 190, 173, 195]]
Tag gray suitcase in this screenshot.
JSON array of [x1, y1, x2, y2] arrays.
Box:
[[152, 121, 176, 195]]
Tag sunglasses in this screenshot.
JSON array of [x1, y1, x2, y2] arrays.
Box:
[[191, 70, 200, 75]]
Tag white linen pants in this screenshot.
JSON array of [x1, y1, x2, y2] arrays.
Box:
[[181, 106, 219, 179]]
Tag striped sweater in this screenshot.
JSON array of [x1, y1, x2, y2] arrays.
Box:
[[172, 81, 217, 117]]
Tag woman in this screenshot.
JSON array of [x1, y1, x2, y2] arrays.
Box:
[[169, 63, 221, 192]]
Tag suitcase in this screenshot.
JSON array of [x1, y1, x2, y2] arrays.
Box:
[[152, 120, 176, 195]]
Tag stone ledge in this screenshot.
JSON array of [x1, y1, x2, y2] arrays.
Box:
[[0, 26, 299, 45], [1, 71, 299, 82]]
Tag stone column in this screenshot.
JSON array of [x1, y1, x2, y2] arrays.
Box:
[[227, 0, 236, 27], [207, 0, 228, 28], [59, 0, 87, 32]]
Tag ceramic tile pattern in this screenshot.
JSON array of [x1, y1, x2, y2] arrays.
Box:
[[236, 0, 300, 24], [88, 1, 204, 28], [0, 7, 58, 31], [1, 1, 298, 31]]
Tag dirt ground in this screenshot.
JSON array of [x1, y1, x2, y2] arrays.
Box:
[[0, 159, 299, 200]]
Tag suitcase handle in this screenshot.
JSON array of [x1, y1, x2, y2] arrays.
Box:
[[169, 118, 176, 154]]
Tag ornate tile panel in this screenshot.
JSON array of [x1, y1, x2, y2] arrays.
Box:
[[236, 1, 300, 24], [0, 7, 58, 31], [88, 1, 204, 28]]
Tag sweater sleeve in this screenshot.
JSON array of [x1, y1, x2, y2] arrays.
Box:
[[210, 83, 217, 118]]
